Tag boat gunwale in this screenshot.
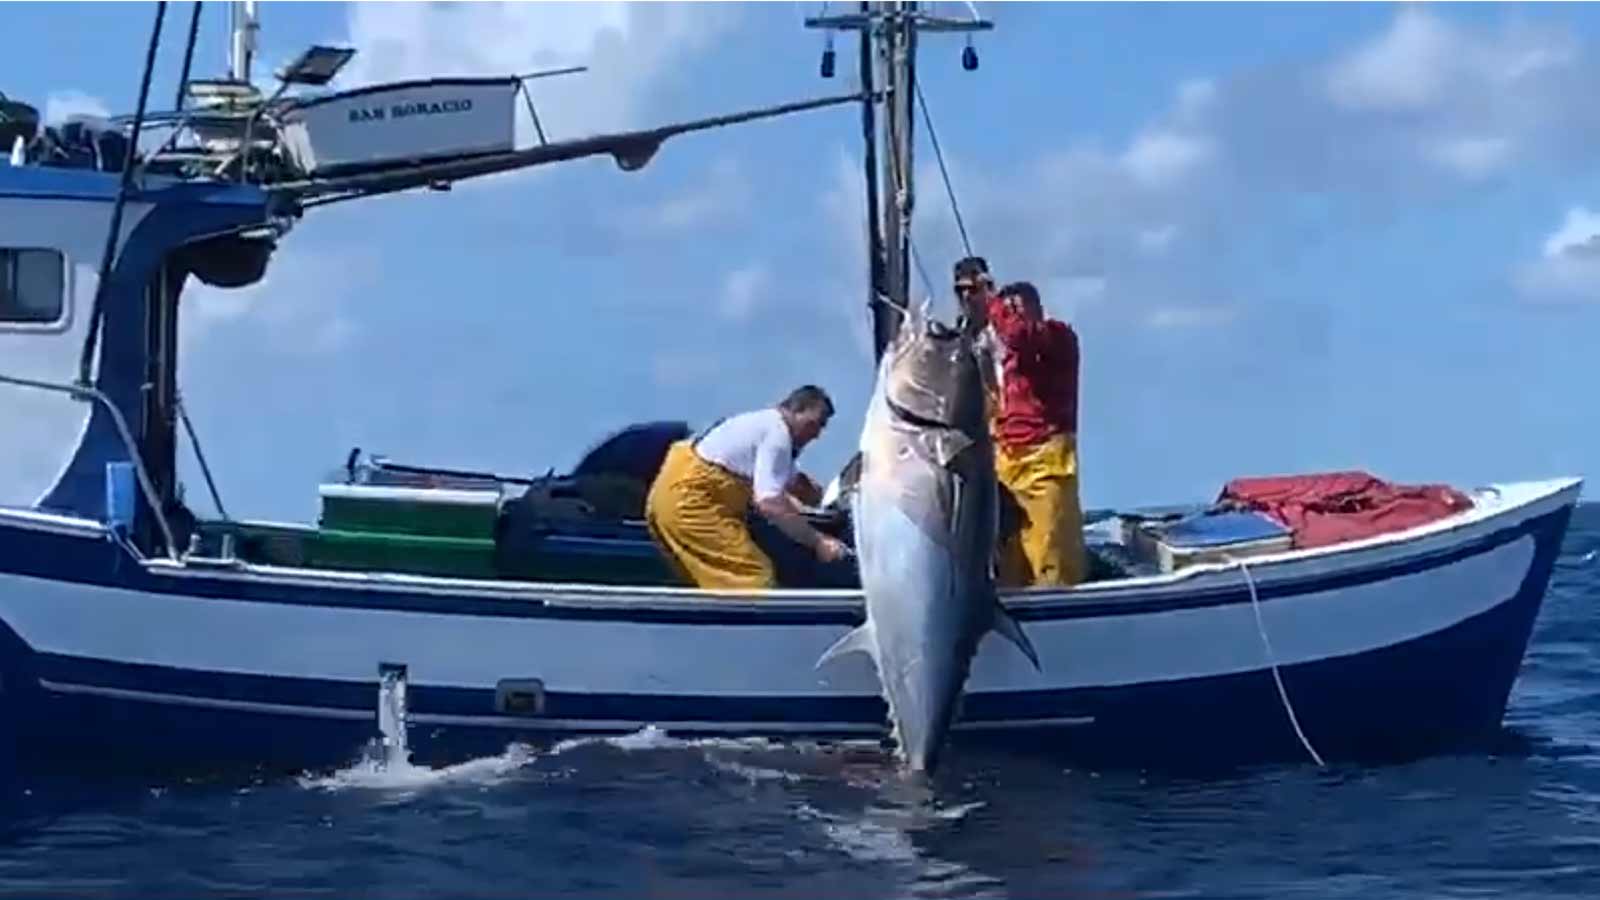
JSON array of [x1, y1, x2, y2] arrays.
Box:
[[0, 477, 1581, 618]]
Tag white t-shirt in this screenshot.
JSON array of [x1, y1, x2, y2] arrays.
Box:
[[694, 408, 796, 501]]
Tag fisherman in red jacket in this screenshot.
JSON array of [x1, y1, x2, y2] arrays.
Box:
[[956, 259, 1088, 587]]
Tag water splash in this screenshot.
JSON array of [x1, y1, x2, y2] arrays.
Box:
[[376, 664, 409, 769], [296, 744, 536, 794], [794, 800, 1003, 898], [298, 664, 536, 795]]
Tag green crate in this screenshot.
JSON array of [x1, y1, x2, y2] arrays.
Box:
[[318, 483, 501, 540], [496, 547, 680, 587], [304, 528, 498, 579]]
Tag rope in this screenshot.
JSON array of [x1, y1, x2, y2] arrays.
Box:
[[78, 0, 168, 387], [1233, 557, 1327, 768], [908, 234, 938, 304], [175, 391, 229, 521], [914, 79, 972, 257]]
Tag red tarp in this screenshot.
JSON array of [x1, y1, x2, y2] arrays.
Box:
[[1218, 471, 1474, 549]]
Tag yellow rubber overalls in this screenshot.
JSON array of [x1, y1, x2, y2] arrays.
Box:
[[994, 433, 1088, 589], [644, 439, 777, 591]]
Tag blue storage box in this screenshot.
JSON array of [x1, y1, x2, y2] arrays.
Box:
[[104, 461, 135, 534], [1132, 510, 1293, 572]]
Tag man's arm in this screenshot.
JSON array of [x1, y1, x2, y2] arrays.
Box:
[[986, 295, 1069, 362], [752, 432, 837, 555]]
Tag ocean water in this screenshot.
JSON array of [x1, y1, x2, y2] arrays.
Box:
[[0, 506, 1596, 899]]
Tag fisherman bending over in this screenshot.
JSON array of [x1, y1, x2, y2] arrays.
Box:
[[957, 265, 1089, 588], [645, 386, 850, 590]]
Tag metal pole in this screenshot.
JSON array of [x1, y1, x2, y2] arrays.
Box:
[[230, 0, 257, 83], [897, 1, 918, 312], [859, 2, 890, 360], [878, 3, 906, 354], [175, 2, 203, 109], [812, 6, 996, 354], [900, 1, 918, 309]]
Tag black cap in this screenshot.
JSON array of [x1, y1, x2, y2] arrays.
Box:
[[953, 256, 989, 280]]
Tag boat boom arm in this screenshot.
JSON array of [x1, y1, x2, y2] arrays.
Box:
[[273, 89, 876, 209]]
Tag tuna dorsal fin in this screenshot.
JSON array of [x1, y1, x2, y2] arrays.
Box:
[[992, 605, 1041, 672], [815, 623, 876, 670]]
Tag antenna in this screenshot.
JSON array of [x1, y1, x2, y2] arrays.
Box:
[[805, 1, 993, 360], [229, 0, 259, 83]]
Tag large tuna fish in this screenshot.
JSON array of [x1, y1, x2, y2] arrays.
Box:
[[818, 303, 1040, 774]]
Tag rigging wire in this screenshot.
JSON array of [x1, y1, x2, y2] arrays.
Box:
[[914, 78, 973, 258], [175, 1, 204, 109], [79, 1, 169, 387], [907, 234, 939, 305], [175, 391, 229, 521]]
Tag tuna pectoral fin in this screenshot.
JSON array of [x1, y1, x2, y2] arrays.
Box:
[[816, 624, 876, 670], [992, 605, 1042, 672]]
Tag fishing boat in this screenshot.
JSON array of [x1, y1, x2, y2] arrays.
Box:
[[0, 2, 1582, 774]]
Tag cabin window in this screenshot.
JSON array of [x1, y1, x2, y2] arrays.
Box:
[[0, 248, 67, 328]]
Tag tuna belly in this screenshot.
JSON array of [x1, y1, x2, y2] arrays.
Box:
[[852, 487, 989, 769]]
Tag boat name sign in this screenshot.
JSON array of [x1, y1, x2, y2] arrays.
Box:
[[279, 77, 520, 177], [346, 98, 474, 124]]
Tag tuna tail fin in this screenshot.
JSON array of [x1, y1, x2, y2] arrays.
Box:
[[992, 605, 1042, 672], [815, 623, 876, 670]]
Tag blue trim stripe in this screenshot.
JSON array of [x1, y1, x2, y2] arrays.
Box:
[[0, 504, 1574, 626], [0, 164, 268, 206], [31, 651, 892, 725], [0, 514, 1566, 772], [8, 549, 1553, 758]]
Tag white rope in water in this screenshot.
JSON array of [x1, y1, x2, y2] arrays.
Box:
[[1232, 557, 1327, 768]]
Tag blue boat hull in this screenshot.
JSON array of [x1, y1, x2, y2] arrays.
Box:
[[0, 500, 1570, 776]]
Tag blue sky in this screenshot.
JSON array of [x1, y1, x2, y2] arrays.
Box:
[[3, 1, 1597, 521]]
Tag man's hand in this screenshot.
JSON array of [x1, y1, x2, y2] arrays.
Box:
[[815, 535, 850, 564], [787, 472, 824, 508]]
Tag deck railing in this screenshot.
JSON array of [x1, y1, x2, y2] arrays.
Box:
[[0, 372, 179, 559]]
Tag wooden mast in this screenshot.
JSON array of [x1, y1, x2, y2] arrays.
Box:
[[806, 1, 992, 360]]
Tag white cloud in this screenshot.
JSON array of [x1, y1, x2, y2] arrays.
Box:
[[1515, 206, 1600, 303], [627, 157, 752, 234], [337, 1, 739, 140], [1541, 207, 1600, 258], [1042, 276, 1108, 320], [1324, 9, 1574, 112], [1137, 224, 1180, 255], [818, 147, 878, 360], [1146, 304, 1238, 330], [43, 90, 110, 124], [1178, 7, 1579, 195], [1326, 9, 1460, 112], [183, 244, 371, 355], [1175, 78, 1218, 120], [1120, 130, 1214, 188], [1424, 135, 1514, 180], [650, 350, 722, 388], [800, 7, 1600, 340], [719, 263, 772, 321]]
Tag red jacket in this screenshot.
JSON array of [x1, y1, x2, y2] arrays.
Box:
[[985, 295, 1079, 450]]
